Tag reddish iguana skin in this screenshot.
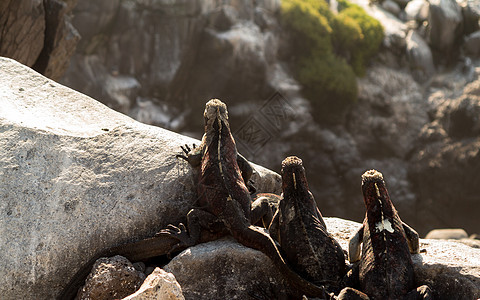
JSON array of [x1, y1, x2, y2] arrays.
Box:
[[346, 170, 432, 300], [163, 99, 327, 297]]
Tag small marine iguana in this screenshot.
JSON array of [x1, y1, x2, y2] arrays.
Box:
[[346, 170, 432, 300], [268, 156, 347, 294], [162, 99, 327, 297]]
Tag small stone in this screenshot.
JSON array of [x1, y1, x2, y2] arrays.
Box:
[[382, 0, 401, 16], [425, 228, 469, 239], [404, 0, 429, 22], [122, 268, 185, 300], [76, 255, 146, 300]]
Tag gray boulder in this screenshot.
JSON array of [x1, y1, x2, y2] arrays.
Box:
[[406, 30, 435, 82], [382, 0, 402, 17], [427, 0, 464, 54], [164, 237, 296, 299], [464, 30, 480, 56], [0, 57, 281, 299]]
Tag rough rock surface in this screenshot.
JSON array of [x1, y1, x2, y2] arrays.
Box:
[[426, 228, 469, 239], [76, 255, 145, 300], [154, 218, 479, 300], [163, 237, 295, 300], [123, 268, 185, 300], [0, 0, 79, 80], [409, 75, 480, 234], [406, 30, 435, 82], [427, 0, 463, 55], [464, 30, 480, 56], [0, 57, 281, 300]]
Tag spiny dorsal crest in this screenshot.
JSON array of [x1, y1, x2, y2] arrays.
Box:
[[204, 99, 228, 123], [361, 169, 384, 184]]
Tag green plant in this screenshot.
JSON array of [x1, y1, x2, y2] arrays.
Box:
[[281, 0, 383, 122], [336, 0, 384, 74]]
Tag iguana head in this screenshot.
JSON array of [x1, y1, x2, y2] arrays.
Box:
[[361, 169, 392, 210], [281, 156, 309, 192], [204, 99, 228, 129]]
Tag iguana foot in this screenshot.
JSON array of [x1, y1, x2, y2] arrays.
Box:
[[404, 285, 433, 300], [157, 223, 196, 255], [176, 143, 196, 161]]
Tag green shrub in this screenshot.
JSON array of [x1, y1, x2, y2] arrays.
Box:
[[280, 0, 333, 57], [298, 54, 358, 121], [336, 0, 384, 74], [281, 0, 383, 122]]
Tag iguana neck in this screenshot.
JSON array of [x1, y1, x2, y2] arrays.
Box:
[[281, 157, 311, 204]]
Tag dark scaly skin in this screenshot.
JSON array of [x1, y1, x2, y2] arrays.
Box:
[[345, 170, 432, 300], [163, 99, 327, 297], [269, 156, 346, 292]]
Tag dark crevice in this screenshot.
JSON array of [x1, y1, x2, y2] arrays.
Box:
[[33, 0, 65, 75]]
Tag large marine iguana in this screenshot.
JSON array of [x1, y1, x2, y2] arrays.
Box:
[[58, 99, 271, 299], [346, 170, 432, 300], [268, 156, 347, 294], [161, 99, 327, 297]]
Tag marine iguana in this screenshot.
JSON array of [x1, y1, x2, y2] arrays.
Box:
[[268, 156, 347, 293], [58, 100, 267, 299], [161, 99, 327, 297], [346, 170, 432, 300]]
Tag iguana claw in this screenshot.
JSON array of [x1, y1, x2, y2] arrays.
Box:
[[157, 223, 195, 255], [176, 154, 188, 161]]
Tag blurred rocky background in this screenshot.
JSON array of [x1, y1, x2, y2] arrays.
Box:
[[1, 0, 480, 236]]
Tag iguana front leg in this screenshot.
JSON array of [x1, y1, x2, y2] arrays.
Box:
[[176, 143, 203, 167], [348, 225, 364, 263]]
